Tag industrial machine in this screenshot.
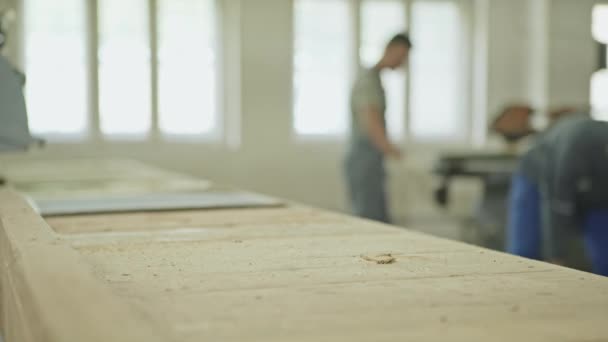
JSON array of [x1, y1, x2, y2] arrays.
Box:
[[433, 106, 534, 250], [433, 152, 519, 250], [0, 9, 41, 184]]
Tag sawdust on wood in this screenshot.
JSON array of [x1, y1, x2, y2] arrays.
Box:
[[361, 253, 396, 265]]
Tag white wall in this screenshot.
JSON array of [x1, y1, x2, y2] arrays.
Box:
[[485, 0, 531, 115], [484, 0, 596, 116], [2, 0, 601, 232], [547, 0, 597, 108]]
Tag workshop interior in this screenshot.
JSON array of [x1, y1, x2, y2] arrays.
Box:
[[0, 0, 608, 340]]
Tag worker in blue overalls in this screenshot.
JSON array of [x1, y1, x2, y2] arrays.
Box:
[[344, 33, 411, 223], [508, 111, 608, 276]]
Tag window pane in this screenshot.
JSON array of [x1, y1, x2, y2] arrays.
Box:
[[591, 70, 608, 121], [293, 0, 351, 136], [360, 0, 406, 67], [591, 5, 608, 121], [592, 4, 608, 44], [98, 0, 151, 136], [361, 0, 406, 140], [24, 0, 87, 135], [410, 1, 463, 140], [158, 0, 217, 135]]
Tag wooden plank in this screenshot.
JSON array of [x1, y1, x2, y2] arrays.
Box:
[[0, 157, 188, 183], [46, 205, 608, 341], [0, 157, 212, 200], [0, 189, 171, 342], [0, 157, 283, 215], [33, 191, 283, 216], [45, 206, 354, 235], [52, 207, 608, 341]]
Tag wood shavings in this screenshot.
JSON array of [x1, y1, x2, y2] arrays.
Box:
[[360, 253, 396, 265]]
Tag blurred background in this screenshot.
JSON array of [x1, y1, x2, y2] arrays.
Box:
[[0, 0, 607, 250]]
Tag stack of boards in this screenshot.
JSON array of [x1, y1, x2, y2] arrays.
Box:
[[0, 157, 282, 215]]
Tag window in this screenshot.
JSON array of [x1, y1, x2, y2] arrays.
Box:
[[98, 0, 151, 136], [409, 1, 464, 140], [293, 0, 351, 136], [592, 4, 608, 44], [24, 0, 219, 140], [591, 4, 608, 121], [158, 0, 218, 136], [591, 69, 608, 121], [292, 0, 468, 142], [24, 0, 88, 136], [361, 0, 407, 140]]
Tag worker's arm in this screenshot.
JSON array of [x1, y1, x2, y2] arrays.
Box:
[[507, 147, 544, 259], [360, 107, 401, 159], [544, 135, 587, 262]]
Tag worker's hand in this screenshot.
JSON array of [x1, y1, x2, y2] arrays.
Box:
[[387, 145, 402, 160]]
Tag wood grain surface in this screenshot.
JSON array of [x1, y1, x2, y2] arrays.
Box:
[[1, 157, 607, 341]]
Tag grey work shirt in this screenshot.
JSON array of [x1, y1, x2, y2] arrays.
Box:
[[348, 67, 386, 150], [344, 67, 390, 222]]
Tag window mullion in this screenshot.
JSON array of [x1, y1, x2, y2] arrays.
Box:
[[461, 0, 475, 145], [149, 0, 160, 140], [87, 0, 101, 141], [352, 0, 361, 77], [404, 0, 412, 143]]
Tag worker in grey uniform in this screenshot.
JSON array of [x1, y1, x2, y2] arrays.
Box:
[[508, 112, 608, 275], [344, 34, 411, 223]]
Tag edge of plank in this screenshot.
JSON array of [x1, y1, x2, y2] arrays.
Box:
[[0, 188, 172, 342]]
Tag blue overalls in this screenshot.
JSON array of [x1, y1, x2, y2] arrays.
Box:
[[507, 116, 608, 276], [507, 173, 542, 260]]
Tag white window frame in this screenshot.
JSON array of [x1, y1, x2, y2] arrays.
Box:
[[22, 0, 223, 143]]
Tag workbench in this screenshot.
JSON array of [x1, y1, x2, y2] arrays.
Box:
[[0, 157, 607, 341]]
